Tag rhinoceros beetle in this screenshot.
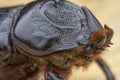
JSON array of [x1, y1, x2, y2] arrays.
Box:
[[0, 0, 115, 80]]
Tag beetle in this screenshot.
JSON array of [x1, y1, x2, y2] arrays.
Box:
[[0, 0, 115, 80]]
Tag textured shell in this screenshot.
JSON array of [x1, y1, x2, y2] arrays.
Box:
[[11, 0, 103, 56], [0, 6, 23, 51]]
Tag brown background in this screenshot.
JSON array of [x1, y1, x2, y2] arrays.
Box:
[[0, 0, 120, 80]]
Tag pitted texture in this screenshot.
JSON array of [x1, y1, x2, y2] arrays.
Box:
[[30, 1, 85, 50], [0, 8, 13, 33], [44, 2, 85, 27], [13, 1, 103, 56]]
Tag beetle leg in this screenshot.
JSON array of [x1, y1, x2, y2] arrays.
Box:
[[0, 49, 11, 64], [96, 57, 115, 80], [48, 71, 60, 80], [45, 70, 60, 80]]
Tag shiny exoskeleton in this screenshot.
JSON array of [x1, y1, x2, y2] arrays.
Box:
[[0, 0, 115, 80]]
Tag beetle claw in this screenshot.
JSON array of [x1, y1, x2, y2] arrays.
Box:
[[110, 43, 113, 45]]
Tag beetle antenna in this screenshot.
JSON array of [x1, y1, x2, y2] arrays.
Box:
[[96, 57, 115, 80]]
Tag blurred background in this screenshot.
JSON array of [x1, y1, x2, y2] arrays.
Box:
[[0, 0, 120, 80]]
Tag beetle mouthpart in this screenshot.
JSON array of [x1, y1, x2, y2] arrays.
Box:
[[81, 54, 92, 62], [106, 45, 111, 47]]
